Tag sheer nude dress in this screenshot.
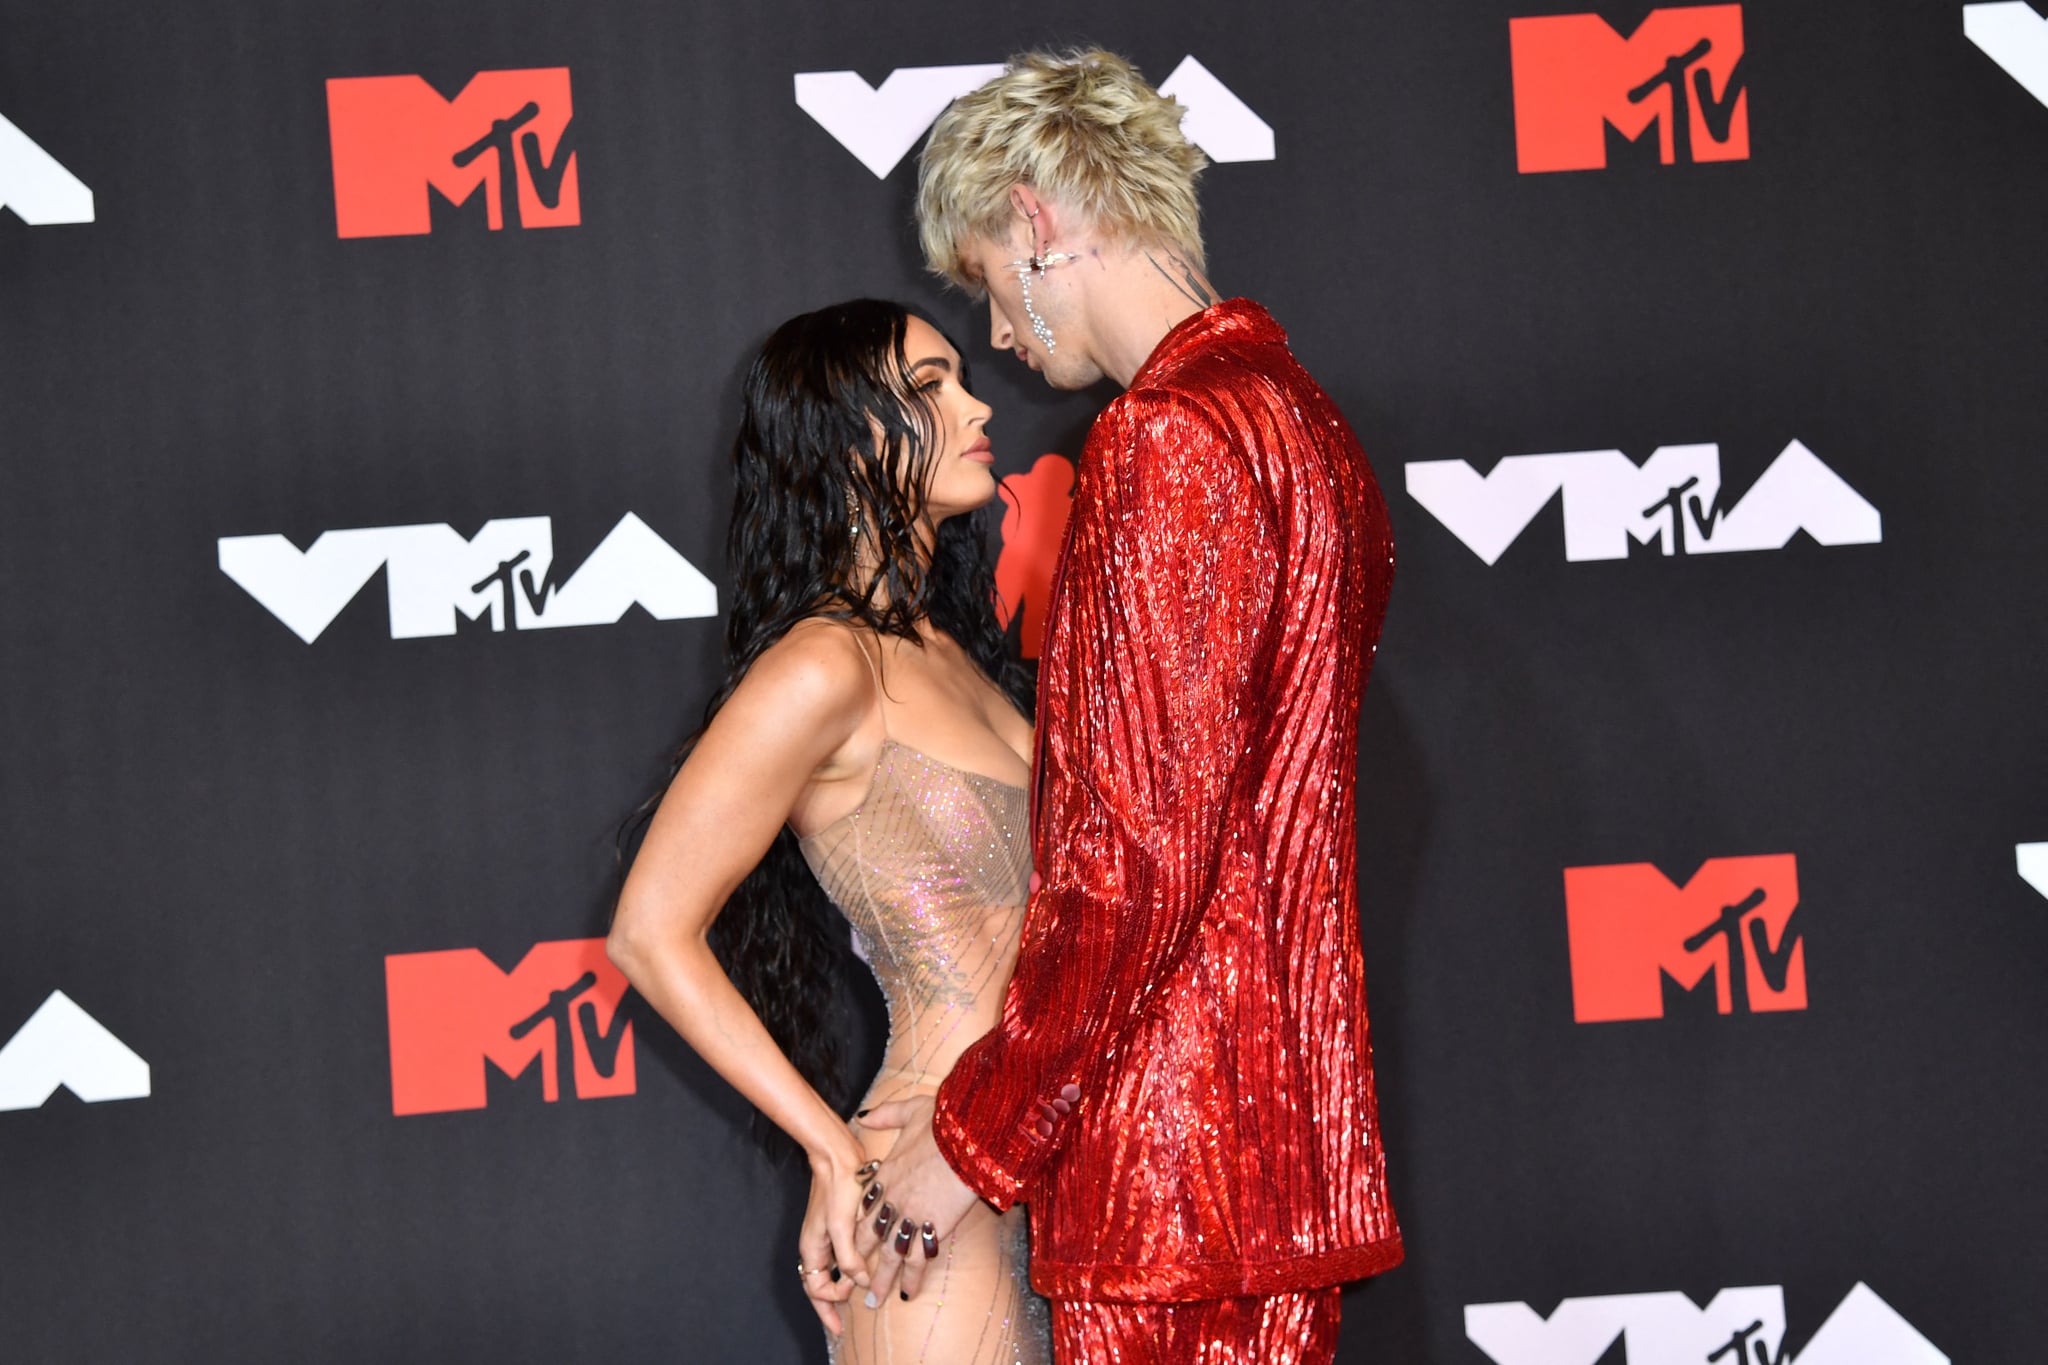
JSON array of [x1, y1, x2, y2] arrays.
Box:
[[798, 648, 1052, 1365]]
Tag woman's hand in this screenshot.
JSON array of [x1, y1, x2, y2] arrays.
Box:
[[798, 1130, 873, 1335]]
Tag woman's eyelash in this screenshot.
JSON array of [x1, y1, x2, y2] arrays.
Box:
[[917, 378, 944, 392]]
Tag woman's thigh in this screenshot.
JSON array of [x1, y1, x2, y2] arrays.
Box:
[[829, 1204, 1049, 1365]]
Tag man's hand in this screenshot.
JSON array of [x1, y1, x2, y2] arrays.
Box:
[[855, 1095, 983, 1304]]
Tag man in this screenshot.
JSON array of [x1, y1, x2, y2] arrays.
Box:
[[843, 49, 1403, 1362]]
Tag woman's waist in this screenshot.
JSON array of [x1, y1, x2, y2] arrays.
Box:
[[846, 900, 1027, 971], [855, 1027, 998, 1104], [863, 955, 1019, 1034], [857, 1060, 949, 1106]]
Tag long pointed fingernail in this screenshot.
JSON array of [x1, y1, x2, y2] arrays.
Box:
[[864, 1291, 879, 1309]]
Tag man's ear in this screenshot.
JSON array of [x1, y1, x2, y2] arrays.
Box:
[[1007, 185, 1056, 247]]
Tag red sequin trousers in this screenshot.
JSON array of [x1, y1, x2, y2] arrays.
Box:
[[1051, 1289, 1341, 1364]]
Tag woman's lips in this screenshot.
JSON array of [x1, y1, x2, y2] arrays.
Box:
[[962, 440, 995, 465]]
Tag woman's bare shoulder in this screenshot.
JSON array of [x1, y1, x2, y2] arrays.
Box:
[[722, 616, 877, 736]]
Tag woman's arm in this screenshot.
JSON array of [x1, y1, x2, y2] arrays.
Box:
[[606, 622, 877, 1328]]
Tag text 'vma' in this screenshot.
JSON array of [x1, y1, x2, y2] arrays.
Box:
[[0, 109, 94, 225], [0, 993, 149, 1112], [1407, 440, 1880, 565], [219, 514, 716, 643], [1468, 1281, 1946, 1365], [796, 55, 1273, 178]]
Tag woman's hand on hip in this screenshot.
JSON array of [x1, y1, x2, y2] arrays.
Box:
[[797, 1127, 872, 1335]]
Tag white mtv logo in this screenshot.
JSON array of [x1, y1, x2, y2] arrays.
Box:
[[219, 512, 717, 643], [1966, 3, 2048, 108], [1466, 1282, 1946, 1365], [796, 55, 1274, 178], [1406, 440, 1881, 565], [0, 110, 94, 225], [0, 992, 149, 1111]]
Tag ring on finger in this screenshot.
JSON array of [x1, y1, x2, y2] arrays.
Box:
[[854, 1160, 881, 1184]]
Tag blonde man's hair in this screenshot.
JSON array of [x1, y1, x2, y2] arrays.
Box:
[[916, 48, 1209, 291]]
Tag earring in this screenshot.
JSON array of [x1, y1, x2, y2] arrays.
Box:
[[1009, 249, 1079, 353], [846, 487, 861, 539]]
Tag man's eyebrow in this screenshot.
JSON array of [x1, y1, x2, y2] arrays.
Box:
[[910, 356, 953, 372]]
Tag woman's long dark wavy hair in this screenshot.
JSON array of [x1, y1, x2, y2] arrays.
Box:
[[619, 299, 1030, 1153]]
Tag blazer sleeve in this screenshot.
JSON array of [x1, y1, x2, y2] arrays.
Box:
[[932, 388, 1277, 1209]]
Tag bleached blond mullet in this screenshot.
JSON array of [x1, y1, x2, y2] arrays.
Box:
[[916, 48, 1209, 290]]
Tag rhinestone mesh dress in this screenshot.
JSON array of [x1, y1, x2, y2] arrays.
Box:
[[799, 667, 1052, 1365]]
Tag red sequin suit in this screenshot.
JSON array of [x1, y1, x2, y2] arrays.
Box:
[[933, 300, 1403, 1348]]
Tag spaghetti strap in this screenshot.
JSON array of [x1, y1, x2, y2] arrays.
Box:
[[849, 626, 887, 739]]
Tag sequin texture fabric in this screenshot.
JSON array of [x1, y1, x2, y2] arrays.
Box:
[[1050, 1288, 1342, 1364], [932, 300, 1405, 1302], [801, 737, 1052, 1364]]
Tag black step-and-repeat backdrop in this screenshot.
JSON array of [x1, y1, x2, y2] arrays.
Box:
[[4, 2, 2045, 1361]]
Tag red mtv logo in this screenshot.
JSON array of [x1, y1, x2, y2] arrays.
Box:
[[1509, 6, 1750, 173], [385, 938, 633, 1116], [995, 454, 1075, 659], [1563, 855, 1805, 1022], [326, 68, 579, 238]]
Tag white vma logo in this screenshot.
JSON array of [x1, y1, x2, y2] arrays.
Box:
[[0, 110, 94, 225], [2018, 841, 2048, 898], [218, 512, 717, 644], [1406, 440, 1881, 565], [1466, 1282, 1946, 1365], [795, 55, 1274, 178], [0, 992, 150, 1111], [1966, 3, 2048, 108]]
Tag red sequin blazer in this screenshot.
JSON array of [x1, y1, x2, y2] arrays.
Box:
[[933, 301, 1404, 1301]]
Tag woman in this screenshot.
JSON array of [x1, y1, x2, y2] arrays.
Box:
[[608, 299, 1051, 1364]]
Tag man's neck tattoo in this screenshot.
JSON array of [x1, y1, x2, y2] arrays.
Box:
[[1146, 250, 1218, 310]]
